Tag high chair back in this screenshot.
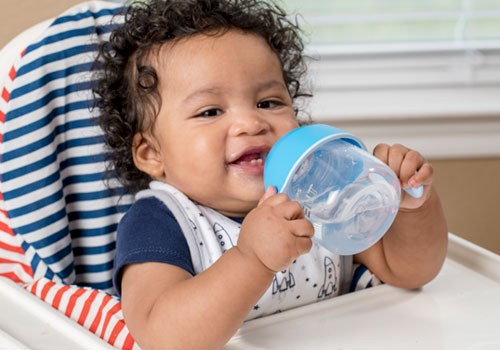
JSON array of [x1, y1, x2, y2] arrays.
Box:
[[0, 1, 137, 348]]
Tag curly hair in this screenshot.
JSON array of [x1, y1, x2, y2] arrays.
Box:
[[93, 0, 312, 194]]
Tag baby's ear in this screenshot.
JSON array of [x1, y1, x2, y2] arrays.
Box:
[[132, 133, 164, 178]]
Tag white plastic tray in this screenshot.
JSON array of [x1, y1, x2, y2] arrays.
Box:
[[226, 233, 500, 349], [1, 233, 499, 349]]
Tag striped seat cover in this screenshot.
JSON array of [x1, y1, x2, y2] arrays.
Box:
[[0, 1, 137, 348], [0, 1, 379, 349]]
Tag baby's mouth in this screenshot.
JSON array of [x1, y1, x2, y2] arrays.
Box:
[[229, 147, 269, 174], [232, 152, 266, 166]]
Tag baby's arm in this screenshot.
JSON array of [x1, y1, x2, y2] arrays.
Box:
[[354, 144, 448, 289], [120, 187, 314, 350]]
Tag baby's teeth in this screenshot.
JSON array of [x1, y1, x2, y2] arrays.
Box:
[[250, 159, 263, 164]]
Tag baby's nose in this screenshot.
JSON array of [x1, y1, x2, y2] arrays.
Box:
[[230, 110, 270, 136]]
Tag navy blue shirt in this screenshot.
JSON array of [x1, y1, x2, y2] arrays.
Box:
[[113, 196, 244, 297], [113, 197, 194, 297]]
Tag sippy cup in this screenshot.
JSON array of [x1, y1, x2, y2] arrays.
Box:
[[263, 124, 423, 256]]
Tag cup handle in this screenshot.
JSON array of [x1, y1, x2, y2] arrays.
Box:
[[403, 185, 424, 198]]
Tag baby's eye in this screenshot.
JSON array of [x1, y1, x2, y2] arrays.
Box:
[[257, 100, 283, 109], [197, 108, 223, 118]]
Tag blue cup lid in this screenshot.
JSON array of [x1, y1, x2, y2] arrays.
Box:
[[264, 124, 366, 193]]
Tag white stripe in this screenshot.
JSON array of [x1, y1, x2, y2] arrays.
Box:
[[72, 232, 118, 248], [74, 252, 115, 267]]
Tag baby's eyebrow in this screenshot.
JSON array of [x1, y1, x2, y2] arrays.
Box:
[[183, 87, 223, 103], [255, 80, 287, 92], [183, 80, 287, 103]]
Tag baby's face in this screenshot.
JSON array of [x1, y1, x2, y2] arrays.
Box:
[[136, 29, 299, 217]]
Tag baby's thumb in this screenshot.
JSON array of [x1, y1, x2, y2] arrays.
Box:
[[258, 185, 277, 206]]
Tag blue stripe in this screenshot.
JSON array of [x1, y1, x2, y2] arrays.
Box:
[[20, 241, 42, 272], [68, 204, 129, 221], [75, 260, 113, 274], [44, 268, 55, 280], [8, 190, 64, 218], [56, 261, 75, 280], [28, 226, 69, 251], [1, 151, 106, 183], [5, 82, 92, 124], [65, 188, 127, 204], [73, 241, 115, 256], [3, 103, 95, 142], [6, 187, 125, 218], [16, 44, 99, 78], [349, 264, 368, 292], [60, 153, 107, 170], [1, 152, 57, 183], [71, 224, 119, 239], [2, 171, 60, 201], [14, 208, 67, 235], [43, 242, 73, 265], [2, 133, 103, 163], [9, 62, 93, 101], [57, 136, 104, 155], [50, 7, 124, 28], [63, 172, 106, 186], [25, 25, 116, 57], [78, 279, 113, 290]]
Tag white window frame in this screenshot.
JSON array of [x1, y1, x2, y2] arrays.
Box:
[[306, 42, 500, 159]]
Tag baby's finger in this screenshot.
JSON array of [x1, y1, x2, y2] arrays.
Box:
[[399, 150, 425, 184], [274, 200, 305, 221], [408, 163, 434, 187], [295, 236, 313, 255], [289, 219, 315, 238], [373, 143, 390, 164], [258, 185, 278, 206], [386, 144, 409, 177]]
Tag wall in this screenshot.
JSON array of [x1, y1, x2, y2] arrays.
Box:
[[0, 0, 85, 48], [431, 158, 500, 254]]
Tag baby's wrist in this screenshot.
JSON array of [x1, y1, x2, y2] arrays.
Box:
[[232, 246, 276, 278]]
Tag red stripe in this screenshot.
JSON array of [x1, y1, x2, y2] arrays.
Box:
[[30, 279, 41, 295], [89, 294, 112, 334], [0, 240, 24, 254], [1, 88, 9, 103], [40, 280, 55, 300], [65, 287, 86, 317], [52, 285, 71, 309], [21, 47, 27, 57], [78, 289, 99, 326], [0, 111, 5, 123], [8, 66, 16, 81], [0, 221, 14, 237], [0, 258, 32, 275], [123, 333, 135, 350], [100, 302, 122, 340], [108, 321, 125, 346], [0, 271, 24, 284]]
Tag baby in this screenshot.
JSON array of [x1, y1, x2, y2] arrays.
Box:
[[94, 0, 448, 348]]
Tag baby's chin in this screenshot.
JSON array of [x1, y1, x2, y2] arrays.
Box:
[[216, 196, 262, 218]]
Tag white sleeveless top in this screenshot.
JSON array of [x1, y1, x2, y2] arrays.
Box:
[[137, 181, 352, 320]]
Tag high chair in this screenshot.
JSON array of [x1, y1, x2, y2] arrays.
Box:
[[2, 1, 500, 350], [0, 1, 136, 348]]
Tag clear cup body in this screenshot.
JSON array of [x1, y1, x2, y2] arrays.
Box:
[[282, 139, 401, 255]]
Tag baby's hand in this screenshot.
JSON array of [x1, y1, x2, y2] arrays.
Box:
[[236, 186, 314, 273], [373, 143, 433, 210]]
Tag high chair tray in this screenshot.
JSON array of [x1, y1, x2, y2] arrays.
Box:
[[225, 233, 500, 349], [1, 233, 499, 350]]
